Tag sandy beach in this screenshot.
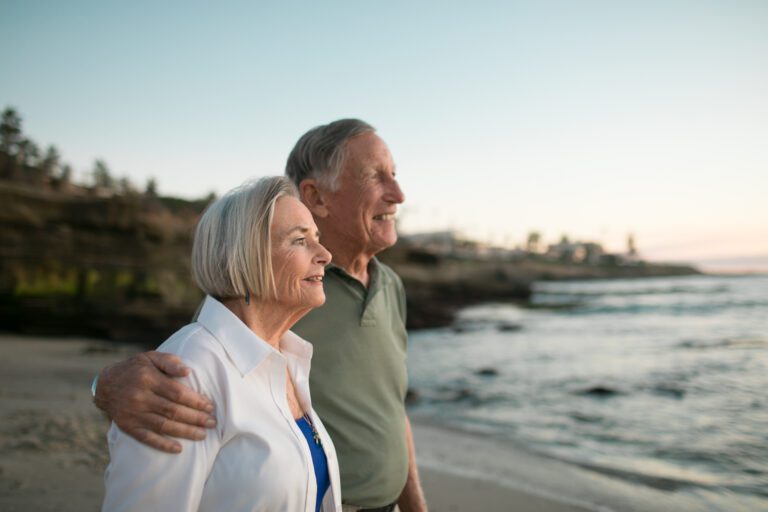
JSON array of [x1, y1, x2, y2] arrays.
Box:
[[0, 334, 709, 511]]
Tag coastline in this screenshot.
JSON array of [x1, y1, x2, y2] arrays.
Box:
[[0, 334, 715, 511]]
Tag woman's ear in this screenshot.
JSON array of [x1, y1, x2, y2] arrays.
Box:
[[298, 179, 329, 218]]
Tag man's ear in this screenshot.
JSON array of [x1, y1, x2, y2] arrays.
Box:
[[298, 179, 329, 218]]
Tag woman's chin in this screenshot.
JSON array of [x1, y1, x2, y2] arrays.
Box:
[[295, 292, 326, 311], [309, 294, 326, 309]]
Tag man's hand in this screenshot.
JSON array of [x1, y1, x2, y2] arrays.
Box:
[[94, 351, 216, 454], [398, 416, 428, 512]]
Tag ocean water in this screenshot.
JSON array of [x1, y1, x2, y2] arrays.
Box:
[[406, 274, 768, 510]]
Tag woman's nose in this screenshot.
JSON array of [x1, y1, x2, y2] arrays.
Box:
[[315, 242, 332, 265]]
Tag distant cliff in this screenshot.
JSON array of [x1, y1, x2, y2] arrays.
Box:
[[0, 180, 207, 343]]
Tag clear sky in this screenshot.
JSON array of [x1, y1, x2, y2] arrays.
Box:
[[2, 1, 766, 267]]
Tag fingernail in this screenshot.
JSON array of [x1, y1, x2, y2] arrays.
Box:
[[194, 429, 207, 440], [172, 444, 182, 454], [205, 418, 217, 428], [203, 402, 214, 413]]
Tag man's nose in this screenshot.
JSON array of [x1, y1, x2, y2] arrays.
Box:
[[385, 179, 405, 204]]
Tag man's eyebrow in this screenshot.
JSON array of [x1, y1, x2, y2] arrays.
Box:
[[361, 165, 396, 178], [374, 163, 397, 173]]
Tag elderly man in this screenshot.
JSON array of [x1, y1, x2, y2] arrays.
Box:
[[94, 119, 428, 512]]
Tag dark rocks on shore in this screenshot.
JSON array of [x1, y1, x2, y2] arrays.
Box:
[[576, 385, 623, 397], [379, 243, 699, 331], [496, 322, 522, 332], [429, 385, 481, 404], [452, 387, 477, 402], [652, 384, 686, 399], [570, 412, 603, 424], [394, 269, 533, 330], [405, 388, 421, 406]]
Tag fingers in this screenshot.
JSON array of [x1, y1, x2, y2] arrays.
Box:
[[96, 350, 217, 453], [129, 426, 183, 454], [147, 393, 216, 431], [111, 394, 212, 445], [157, 419, 209, 442], [144, 351, 190, 378], [145, 407, 210, 441], [150, 372, 214, 414]]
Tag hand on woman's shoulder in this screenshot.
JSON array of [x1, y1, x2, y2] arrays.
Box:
[[156, 323, 226, 415]]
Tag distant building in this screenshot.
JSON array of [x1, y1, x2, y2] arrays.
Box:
[[623, 233, 640, 263], [402, 230, 644, 267], [401, 230, 522, 261], [401, 230, 460, 256], [545, 238, 605, 264]]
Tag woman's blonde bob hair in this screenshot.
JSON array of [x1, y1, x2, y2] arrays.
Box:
[[191, 176, 298, 301]]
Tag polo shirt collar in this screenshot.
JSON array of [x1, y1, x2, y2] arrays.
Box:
[[326, 257, 390, 290], [196, 296, 313, 377]]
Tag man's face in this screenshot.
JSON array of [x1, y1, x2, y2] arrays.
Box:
[[323, 132, 405, 257]]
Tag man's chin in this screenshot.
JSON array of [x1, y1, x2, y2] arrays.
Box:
[[371, 234, 398, 254]]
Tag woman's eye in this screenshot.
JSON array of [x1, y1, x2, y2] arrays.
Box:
[[293, 237, 307, 245]]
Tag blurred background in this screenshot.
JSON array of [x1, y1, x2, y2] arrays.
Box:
[[1, 1, 766, 511]]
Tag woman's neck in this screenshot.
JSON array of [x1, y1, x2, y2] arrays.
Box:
[[222, 298, 308, 350]]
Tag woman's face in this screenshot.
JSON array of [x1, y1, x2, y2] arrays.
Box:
[[270, 196, 332, 312]]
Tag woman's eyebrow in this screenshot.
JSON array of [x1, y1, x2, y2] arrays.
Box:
[[286, 225, 310, 235], [283, 225, 321, 238]]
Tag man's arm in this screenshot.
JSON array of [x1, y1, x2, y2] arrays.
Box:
[[94, 351, 216, 453], [397, 415, 428, 512]]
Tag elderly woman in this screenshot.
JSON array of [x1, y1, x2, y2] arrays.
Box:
[[102, 176, 341, 512]]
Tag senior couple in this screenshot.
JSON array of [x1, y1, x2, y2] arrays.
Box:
[[98, 119, 429, 512]]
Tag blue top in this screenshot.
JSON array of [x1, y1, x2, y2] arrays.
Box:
[[296, 416, 330, 512]]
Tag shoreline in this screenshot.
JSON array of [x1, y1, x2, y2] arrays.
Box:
[[0, 334, 719, 511], [409, 417, 720, 512]]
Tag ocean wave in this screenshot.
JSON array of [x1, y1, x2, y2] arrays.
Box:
[[677, 337, 768, 350], [534, 284, 731, 297], [554, 299, 768, 316]]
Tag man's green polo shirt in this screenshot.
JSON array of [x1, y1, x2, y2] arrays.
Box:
[[292, 259, 409, 507]]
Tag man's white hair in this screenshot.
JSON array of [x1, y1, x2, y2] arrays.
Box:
[[285, 119, 375, 191]]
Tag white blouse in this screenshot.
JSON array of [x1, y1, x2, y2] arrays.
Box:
[[102, 296, 342, 512]]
